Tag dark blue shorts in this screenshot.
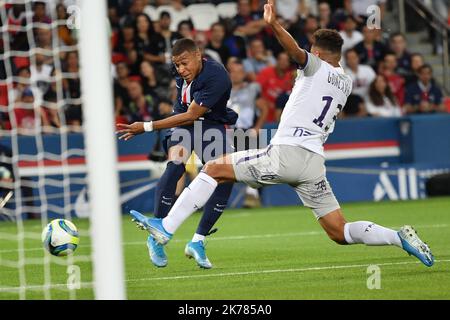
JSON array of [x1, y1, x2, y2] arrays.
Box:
[[163, 121, 233, 164]]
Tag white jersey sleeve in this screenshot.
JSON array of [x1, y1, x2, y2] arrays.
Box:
[[270, 52, 353, 156]]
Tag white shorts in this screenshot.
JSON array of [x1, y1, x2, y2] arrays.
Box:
[[231, 144, 340, 219]]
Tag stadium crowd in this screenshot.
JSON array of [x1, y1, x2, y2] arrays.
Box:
[[0, 0, 449, 134]]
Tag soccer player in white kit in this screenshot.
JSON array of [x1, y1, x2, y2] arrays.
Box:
[[131, 0, 434, 268]]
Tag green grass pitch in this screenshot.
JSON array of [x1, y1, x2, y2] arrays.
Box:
[[1, 197, 449, 300]]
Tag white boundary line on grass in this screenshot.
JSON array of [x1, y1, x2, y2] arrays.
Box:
[[1, 259, 449, 293], [0, 223, 448, 254]]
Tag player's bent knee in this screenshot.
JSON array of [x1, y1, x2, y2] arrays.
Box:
[[328, 232, 347, 245], [203, 161, 220, 178], [203, 160, 235, 183]]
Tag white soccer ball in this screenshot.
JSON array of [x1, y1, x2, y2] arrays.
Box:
[[41, 219, 80, 256]]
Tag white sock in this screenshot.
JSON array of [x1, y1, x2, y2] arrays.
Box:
[[192, 233, 205, 242], [344, 221, 402, 247], [245, 186, 259, 198], [162, 172, 218, 234]]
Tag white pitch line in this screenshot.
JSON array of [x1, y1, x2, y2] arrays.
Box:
[[0, 224, 448, 254], [1, 259, 449, 293], [126, 259, 450, 282]]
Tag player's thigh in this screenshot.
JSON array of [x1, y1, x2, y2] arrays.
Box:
[[293, 154, 341, 221], [203, 154, 236, 182], [230, 145, 284, 188], [166, 127, 194, 164]]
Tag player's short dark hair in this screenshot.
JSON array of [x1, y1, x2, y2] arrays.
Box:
[[172, 38, 199, 56], [312, 29, 343, 54]]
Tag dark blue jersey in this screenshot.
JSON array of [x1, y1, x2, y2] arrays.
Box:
[[173, 58, 237, 125]]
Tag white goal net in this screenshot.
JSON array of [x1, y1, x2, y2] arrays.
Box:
[[0, 0, 125, 299]]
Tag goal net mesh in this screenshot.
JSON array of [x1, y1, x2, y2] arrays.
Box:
[[0, 0, 103, 299]]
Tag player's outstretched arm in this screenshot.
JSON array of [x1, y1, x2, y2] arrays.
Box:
[[264, 0, 307, 66], [116, 101, 208, 141]]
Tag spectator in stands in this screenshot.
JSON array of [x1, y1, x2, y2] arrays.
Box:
[[30, 53, 52, 96], [207, 22, 231, 66], [194, 31, 222, 64], [56, 3, 75, 46], [297, 0, 319, 18], [32, 1, 51, 24], [389, 32, 411, 78], [405, 53, 425, 86], [64, 51, 81, 99], [114, 61, 132, 115], [228, 60, 269, 208], [353, 25, 386, 70], [365, 75, 402, 117], [232, 0, 266, 38], [8, 4, 29, 52], [275, 90, 289, 122], [35, 28, 53, 64], [296, 15, 318, 52], [158, 11, 182, 62], [276, 0, 300, 23], [139, 60, 158, 96], [380, 52, 405, 106], [35, 27, 52, 50], [41, 68, 61, 130], [243, 38, 276, 82], [404, 64, 445, 114], [177, 20, 195, 40], [228, 61, 268, 137], [134, 13, 166, 65], [14, 88, 36, 133], [344, 48, 376, 98], [124, 79, 160, 123], [256, 51, 294, 122], [342, 94, 368, 118], [339, 15, 363, 58], [318, 2, 339, 30], [115, 21, 136, 58], [13, 67, 31, 103], [120, 0, 146, 26], [345, 0, 386, 26], [62, 51, 82, 130]]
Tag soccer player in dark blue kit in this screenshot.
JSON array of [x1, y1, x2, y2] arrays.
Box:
[[117, 39, 237, 269]]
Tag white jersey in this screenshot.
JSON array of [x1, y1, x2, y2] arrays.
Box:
[[270, 52, 353, 156]]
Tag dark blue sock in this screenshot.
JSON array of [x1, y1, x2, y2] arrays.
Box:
[[196, 182, 234, 236], [154, 161, 185, 218]]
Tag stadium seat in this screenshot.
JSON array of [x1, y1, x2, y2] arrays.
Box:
[[216, 2, 237, 19], [155, 5, 190, 32], [143, 5, 158, 21], [186, 3, 219, 31]]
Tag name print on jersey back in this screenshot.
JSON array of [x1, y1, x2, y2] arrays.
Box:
[[270, 52, 353, 157]]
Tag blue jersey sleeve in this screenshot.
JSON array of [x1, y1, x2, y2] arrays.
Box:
[[192, 71, 230, 109]]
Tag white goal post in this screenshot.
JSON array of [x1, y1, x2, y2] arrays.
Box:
[[79, 0, 126, 300]]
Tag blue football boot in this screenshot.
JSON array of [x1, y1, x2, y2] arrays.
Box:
[[147, 235, 168, 268], [398, 225, 434, 267], [185, 240, 212, 269], [130, 210, 173, 245]]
